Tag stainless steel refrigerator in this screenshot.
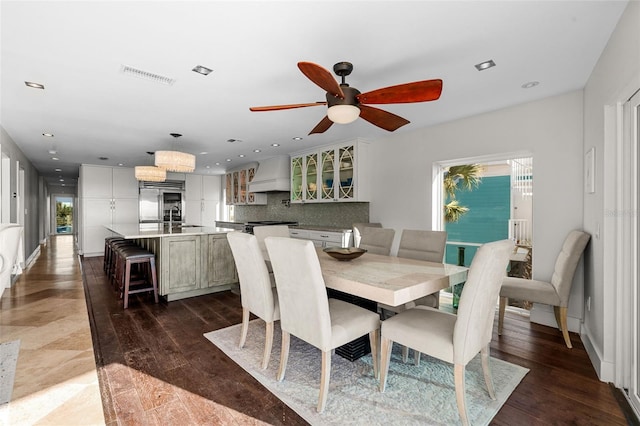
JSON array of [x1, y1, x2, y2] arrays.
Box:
[[139, 181, 185, 223]]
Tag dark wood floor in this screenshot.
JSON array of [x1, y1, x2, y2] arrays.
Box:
[[81, 254, 630, 425]]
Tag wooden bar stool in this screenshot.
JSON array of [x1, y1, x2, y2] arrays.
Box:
[[103, 237, 124, 273], [114, 245, 159, 309], [108, 240, 137, 289]]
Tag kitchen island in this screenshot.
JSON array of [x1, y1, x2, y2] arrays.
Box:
[[107, 223, 239, 301]]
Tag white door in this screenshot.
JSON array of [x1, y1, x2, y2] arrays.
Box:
[[628, 88, 640, 415]]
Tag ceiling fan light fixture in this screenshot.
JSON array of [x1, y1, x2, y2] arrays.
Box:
[[327, 104, 360, 124], [154, 150, 196, 172], [135, 166, 166, 182]]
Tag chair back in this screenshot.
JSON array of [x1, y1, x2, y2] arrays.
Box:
[[253, 225, 291, 260], [397, 229, 447, 262], [550, 230, 591, 305], [453, 239, 513, 365], [359, 227, 395, 255], [265, 237, 332, 351], [227, 232, 278, 322], [352, 222, 382, 247]]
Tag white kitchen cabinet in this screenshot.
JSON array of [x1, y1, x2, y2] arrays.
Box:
[[290, 138, 370, 203], [224, 163, 266, 205], [185, 174, 221, 226], [79, 165, 139, 256], [289, 228, 352, 248]]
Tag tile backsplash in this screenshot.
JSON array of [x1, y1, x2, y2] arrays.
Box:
[[234, 192, 369, 229]]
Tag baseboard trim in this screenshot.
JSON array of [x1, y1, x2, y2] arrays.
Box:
[[580, 322, 615, 382]]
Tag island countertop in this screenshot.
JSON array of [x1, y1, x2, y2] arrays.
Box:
[[106, 223, 237, 239]]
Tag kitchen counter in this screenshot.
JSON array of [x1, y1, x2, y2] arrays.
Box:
[[106, 223, 236, 239], [292, 224, 353, 233], [106, 223, 238, 301]]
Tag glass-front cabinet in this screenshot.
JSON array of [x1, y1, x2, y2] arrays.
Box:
[[225, 163, 267, 205], [290, 138, 370, 203]]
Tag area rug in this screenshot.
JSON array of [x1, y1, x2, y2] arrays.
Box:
[[0, 340, 20, 405], [204, 321, 528, 425]]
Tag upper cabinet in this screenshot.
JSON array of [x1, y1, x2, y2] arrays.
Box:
[[224, 163, 267, 205], [290, 139, 370, 203], [185, 174, 221, 226]]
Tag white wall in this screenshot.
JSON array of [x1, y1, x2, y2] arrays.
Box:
[[368, 90, 586, 326], [583, 0, 640, 381]]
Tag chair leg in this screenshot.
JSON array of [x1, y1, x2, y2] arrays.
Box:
[[379, 337, 393, 392], [262, 320, 274, 370], [557, 306, 572, 348], [317, 350, 332, 413], [369, 330, 379, 379], [553, 305, 562, 330], [480, 344, 496, 400], [239, 308, 250, 348], [277, 331, 290, 382], [498, 297, 507, 335], [401, 346, 409, 363], [454, 363, 470, 426], [414, 350, 420, 367]]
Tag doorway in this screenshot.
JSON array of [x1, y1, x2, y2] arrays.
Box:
[[54, 196, 74, 234]]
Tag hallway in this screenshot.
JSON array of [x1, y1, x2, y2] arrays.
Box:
[[0, 235, 104, 424]]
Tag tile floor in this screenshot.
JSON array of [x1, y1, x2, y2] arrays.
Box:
[[0, 235, 105, 425]]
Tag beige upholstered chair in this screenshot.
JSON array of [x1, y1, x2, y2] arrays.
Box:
[[498, 230, 590, 348], [352, 222, 382, 248], [359, 227, 395, 255], [265, 236, 381, 413], [379, 229, 448, 365], [226, 232, 280, 369], [379, 239, 514, 426], [252, 225, 291, 261]]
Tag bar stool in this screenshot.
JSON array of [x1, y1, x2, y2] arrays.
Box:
[[103, 236, 124, 273], [108, 240, 137, 289], [113, 245, 159, 309]]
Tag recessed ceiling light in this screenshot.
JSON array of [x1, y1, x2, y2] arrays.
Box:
[[99, 157, 108, 160], [225, 158, 232, 162], [271, 143, 280, 147], [169, 133, 182, 138], [215, 162, 220, 166], [59, 179, 64, 182], [54, 168, 62, 172], [61, 184, 65, 187], [521, 81, 540, 89], [192, 65, 213, 75], [238, 154, 245, 158], [293, 137, 303, 141], [474, 60, 496, 71], [51, 157, 59, 161], [25, 81, 45, 89], [253, 149, 261, 153], [199, 151, 208, 155], [118, 163, 124, 166], [205, 165, 211, 169], [227, 138, 241, 143], [48, 149, 57, 155], [42, 133, 54, 137]]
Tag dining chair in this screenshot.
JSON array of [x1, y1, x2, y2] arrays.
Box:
[[252, 224, 291, 261], [498, 230, 590, 348], [352, 222, 382, 248], [226, 231, 280, 369], [264, 236, 381, 413], [379, 239, 513, 426], [378, 229, 448, 365], [358, 227, 395, 255]]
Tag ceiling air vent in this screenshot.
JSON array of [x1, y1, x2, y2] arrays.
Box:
[[120, 65, 175, 86]]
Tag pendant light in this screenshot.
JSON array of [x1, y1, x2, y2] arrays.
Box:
[[154, 133, 196, 173], [135, 151, 166, 182]]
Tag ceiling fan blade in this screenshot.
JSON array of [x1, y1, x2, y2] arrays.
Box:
[[357, 79, 443, 104], [308, 116, 334, 135], [358, 105, 410, 131], [250, 102, 326, 112], [298, 62, 345, 99]]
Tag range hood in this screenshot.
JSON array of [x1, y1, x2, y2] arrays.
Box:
[[249, 156, 291, 192]]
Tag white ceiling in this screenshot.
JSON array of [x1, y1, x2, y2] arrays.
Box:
[[0, 1, 628, 189]]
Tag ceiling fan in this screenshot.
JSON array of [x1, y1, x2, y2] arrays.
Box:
[[250, 61, 443, 135]]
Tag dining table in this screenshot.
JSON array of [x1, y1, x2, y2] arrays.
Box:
[[316, 247, 468, 360]]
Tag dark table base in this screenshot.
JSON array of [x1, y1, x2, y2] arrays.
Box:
[[327, 288, 378, 361]]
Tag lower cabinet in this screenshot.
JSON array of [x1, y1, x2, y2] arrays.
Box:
[[138, 233, 238, 301], [289, 229, 352, 248]]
